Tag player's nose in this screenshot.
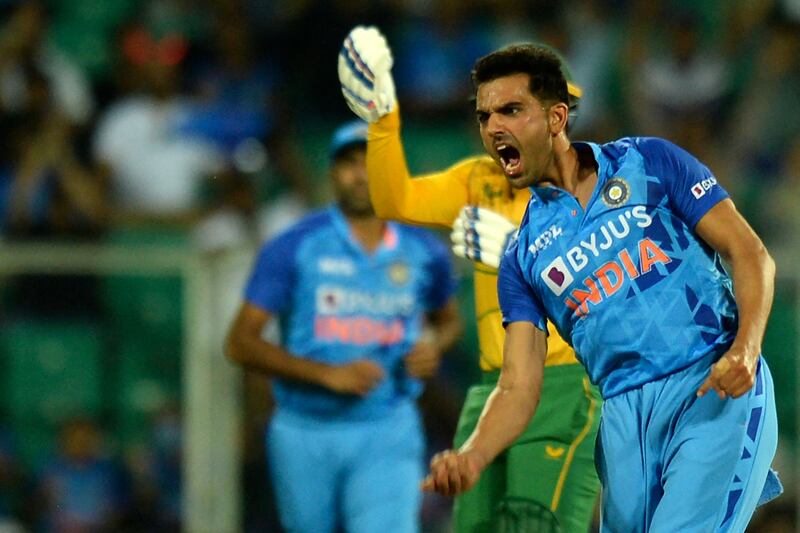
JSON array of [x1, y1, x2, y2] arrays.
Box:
[[485, 113, 508, 137], [353, 164, 368, 183]]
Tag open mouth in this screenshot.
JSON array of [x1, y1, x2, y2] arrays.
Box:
[[496, 144, 522, 176]]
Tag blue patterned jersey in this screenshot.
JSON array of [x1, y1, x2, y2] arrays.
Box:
[[245, 205, 455, 420], [498, 137, 738, 398]]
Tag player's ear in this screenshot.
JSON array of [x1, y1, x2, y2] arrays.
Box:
[[548, 103, 569, 135]]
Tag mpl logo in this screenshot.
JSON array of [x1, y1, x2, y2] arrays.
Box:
[[541, 257, 574, 296], [690, 176, 718, 199], [528, 224, 563, 257], [319, 257, 355, 276]]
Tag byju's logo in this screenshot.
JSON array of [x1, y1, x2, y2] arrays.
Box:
[[541, 257, 574, 296], [690, 176, 718, 199]]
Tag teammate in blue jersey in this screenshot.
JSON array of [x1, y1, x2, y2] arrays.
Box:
[[422, 44, 782, 532], [226, 120, 461, 533]]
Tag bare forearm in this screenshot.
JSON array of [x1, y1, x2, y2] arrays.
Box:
[[430, 302, 462, 353], [729, 245, 775, 351], [225, 334, 329, 387], [434, 320, 461, 354], [58, 158, 108, 223], [696, 200, 776, 354], [459, 368, 542, 465], [422, 322, 546, 495]]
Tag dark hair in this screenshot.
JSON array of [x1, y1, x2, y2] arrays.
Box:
[[471, 44, 570, 106]]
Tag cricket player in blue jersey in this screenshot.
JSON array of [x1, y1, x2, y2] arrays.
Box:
[[226, 121, 461, 533], [422, 44, 782, 532]]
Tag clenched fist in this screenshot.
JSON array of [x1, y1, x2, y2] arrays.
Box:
[[421, 448, 487, 497]]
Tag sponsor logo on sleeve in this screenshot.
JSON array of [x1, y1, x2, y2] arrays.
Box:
[[690, 177, 718, 199]]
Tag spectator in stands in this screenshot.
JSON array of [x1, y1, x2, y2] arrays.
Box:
[[0, 0, 94, 125], [35, 419, 129, 532], [92, 22, 221, 227], [1, 79, 107, 240], [0, 68, 107, 317], [730, 15, 800, 185], [391, 0, 492, 118], [127, 406, 182, 532], [187, 8, 311, 202], [630, 9, 731, 147]]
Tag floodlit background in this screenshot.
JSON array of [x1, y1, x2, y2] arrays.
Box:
[[0, 0, 797, 531]]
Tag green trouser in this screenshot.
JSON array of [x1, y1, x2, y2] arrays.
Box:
[[452, 364, 602, 533]]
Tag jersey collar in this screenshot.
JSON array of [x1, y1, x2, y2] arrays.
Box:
[[329, 204, 400, 259], [528, 141, 608, 205]]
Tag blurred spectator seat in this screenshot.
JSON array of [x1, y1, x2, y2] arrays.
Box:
[[114, 342, 180, 447], [47, 0, 138, 83], [101, 227, 186, 350], [0, 320, 104, 467], [100, 227, 184, 448], [763, 284, 798, 446]]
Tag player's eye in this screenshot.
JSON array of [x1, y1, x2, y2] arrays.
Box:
[[476, 111, 489, 125]]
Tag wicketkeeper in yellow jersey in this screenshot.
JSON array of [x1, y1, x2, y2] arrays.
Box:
[[338, 27, 601, 533]]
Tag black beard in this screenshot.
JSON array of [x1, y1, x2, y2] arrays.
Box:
[[338, 199, 375, 218]]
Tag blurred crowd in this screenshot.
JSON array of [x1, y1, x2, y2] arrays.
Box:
[[0, 0, 798, 531], [0, 0, 796, 265]]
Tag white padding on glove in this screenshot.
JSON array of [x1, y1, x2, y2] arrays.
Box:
[[451, 206, 518, 269], [338, 26, 397, 123]]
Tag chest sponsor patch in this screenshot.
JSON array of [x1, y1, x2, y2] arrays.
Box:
[[541, 256, 574, 296]]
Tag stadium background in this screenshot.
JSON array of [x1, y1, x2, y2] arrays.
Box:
[[0, 0, 797, 531]]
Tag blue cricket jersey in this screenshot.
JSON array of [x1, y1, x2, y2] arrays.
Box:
[[245, 205, 455, 420], [499, 137, 738, 398]]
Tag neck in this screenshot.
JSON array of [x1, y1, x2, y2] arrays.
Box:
[[346, 214, 385, 252], [546, 133, 579, 191], [545, 133, 597, 208]]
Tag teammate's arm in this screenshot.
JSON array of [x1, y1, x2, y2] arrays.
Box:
[[406, 236, 463, 378], [225, 303, 384, 396], [428, 299, 462, 355], [695, 199, 775, 399], [405, 299, 462, 379]]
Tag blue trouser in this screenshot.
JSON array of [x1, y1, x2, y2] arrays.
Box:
[[596, 355, 781, 533], [267, 400, 424, 533]]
